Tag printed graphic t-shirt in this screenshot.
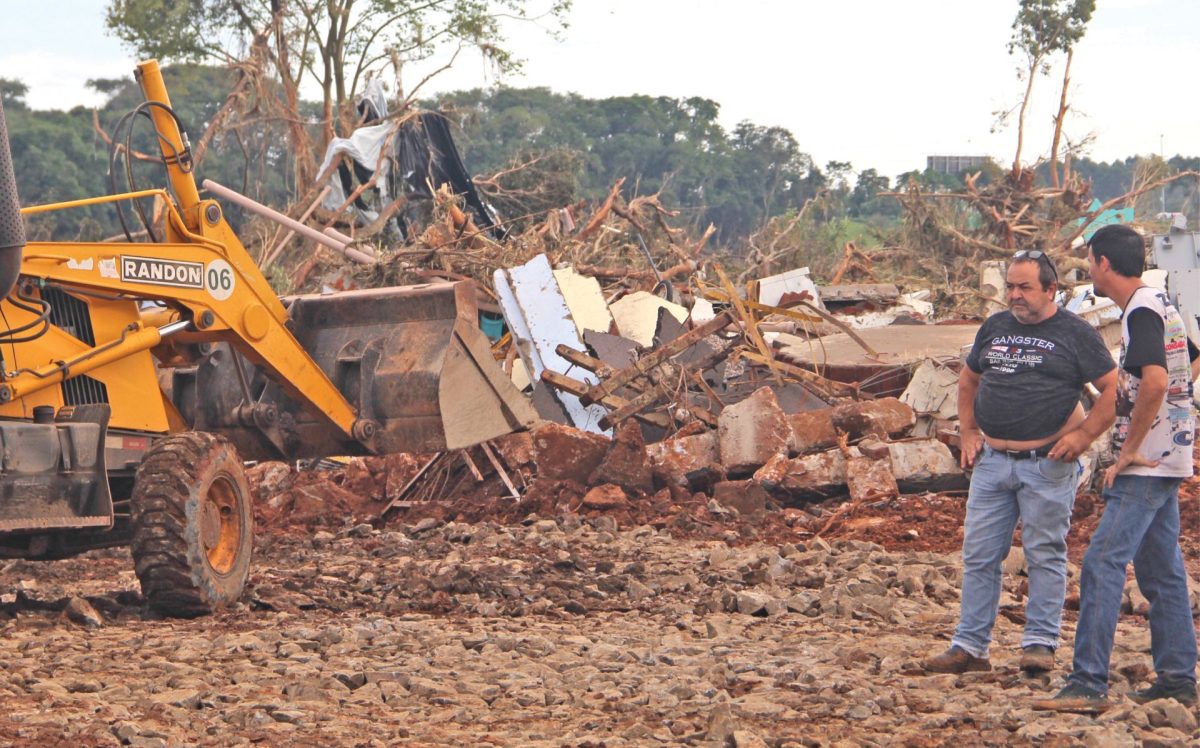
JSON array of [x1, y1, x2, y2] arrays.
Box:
[[966, 308, 1115, 441], [1113, 287, 1196, 478]]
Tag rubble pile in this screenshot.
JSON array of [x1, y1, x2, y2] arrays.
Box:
[[255, 184, 1159, 549]]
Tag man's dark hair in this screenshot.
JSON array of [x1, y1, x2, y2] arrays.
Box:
[[1011, 255, 1057, 290], [1088, 224, 1145, 277]]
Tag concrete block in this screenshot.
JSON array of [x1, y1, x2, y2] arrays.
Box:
[[718, 386, 790, 474], [787, 408, 838, 454], [756, 449, 847, 500], [791, 450, 848, 497], [647, 430, 723, 489], [581, 484, 628, 510], [831, 397, 916, 439], [752, 453, 807, 493], [846, 453, 899, 502], [712, 480, 768, 519], [588, 420, 653, 493], [885, 439, 967, 492], [491, 431, 535, 469], [532, 422, 610, 483]]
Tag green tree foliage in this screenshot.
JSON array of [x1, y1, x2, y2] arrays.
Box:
[[14, 61, 1195, 251], [0, 79, 30, 110], [105, 0, 571, 167], [433, 87, 829, 242], [9, 66, 293, 241], [847, 168, 898, 219], [1007, 0, 1095, 171]]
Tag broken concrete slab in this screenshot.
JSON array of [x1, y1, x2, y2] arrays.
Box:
[[653, 306, 689, 348], [588, 420, 654, 494], [712, 480, 768, 519], [786, 450, 849, 499], [846, 453, 900, 502], [886, 439, 967, 492], [1065, 283, 1125, 349], [817, 283, 900, 308], [773, 324, 979, 397], [755, 449, 848, 501], [531, 422, 610, 484], [980, 260, 1007, 317], [718, 387, 791, 475], [786, 399, 914, 454], [491, 432, 535, 470], [583, 330, 640, 371], [608, 291, 689, 347], [787, 408, 839, 454], [646, 430, 724, 490], [831, 398, 916, 440], [752, 453, 808, 494]]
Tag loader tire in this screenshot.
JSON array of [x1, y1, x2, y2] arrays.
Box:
[[130, 432, 253, 617]]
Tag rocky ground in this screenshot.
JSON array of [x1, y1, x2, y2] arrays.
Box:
[[0, 473, 1197, 748]]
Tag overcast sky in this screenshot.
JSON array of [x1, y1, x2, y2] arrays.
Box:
[[3, 0, 1197, 180]]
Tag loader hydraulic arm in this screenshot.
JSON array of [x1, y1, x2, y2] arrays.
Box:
[[13, 61, 372, 448]]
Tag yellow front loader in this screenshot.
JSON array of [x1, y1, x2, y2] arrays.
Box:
[[0, 61, 534, 616]]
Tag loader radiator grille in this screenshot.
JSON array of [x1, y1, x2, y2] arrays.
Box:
[[44, 287, 96, 346], [62, 375, 109, 406]]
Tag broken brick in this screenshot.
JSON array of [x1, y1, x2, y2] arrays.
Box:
[[581, 484, 628, 510]]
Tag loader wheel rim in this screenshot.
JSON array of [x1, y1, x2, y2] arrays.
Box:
[[200, 474, 242, 576]]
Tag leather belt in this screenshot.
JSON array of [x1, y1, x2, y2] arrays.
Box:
[[997, 444, 1053, 460]]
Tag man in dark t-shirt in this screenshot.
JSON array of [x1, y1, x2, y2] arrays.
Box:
[[922, 252, 1117, 676]]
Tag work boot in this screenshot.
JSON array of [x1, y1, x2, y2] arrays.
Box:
[[1019, 645, 1055, 674], [920, 646, 991, 674], [1031, 682, 1109, 713], [1130, 678, 1198, 706]]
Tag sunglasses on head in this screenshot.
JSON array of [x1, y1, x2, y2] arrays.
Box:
[[1012, 249, 1058, 282]]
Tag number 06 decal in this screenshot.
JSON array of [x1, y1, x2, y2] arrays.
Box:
[[206, 259, 235, 301]]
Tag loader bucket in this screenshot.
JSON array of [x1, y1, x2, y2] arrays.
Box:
[[273, 281, 537, 459]]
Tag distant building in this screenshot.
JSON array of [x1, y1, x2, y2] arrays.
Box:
[[926, 155, 991, 175]]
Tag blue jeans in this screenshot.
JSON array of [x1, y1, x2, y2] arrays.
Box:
[[1068, 475, 1197, 694], [952, 445, 1077, 657]]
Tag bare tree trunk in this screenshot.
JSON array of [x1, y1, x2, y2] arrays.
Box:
[[333, 0, 353, 133], [320, 0, 340, 146], [1048, 48, 1073, 189], [271, 7, 316, 190], [1013, 60, 1039, 176]]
